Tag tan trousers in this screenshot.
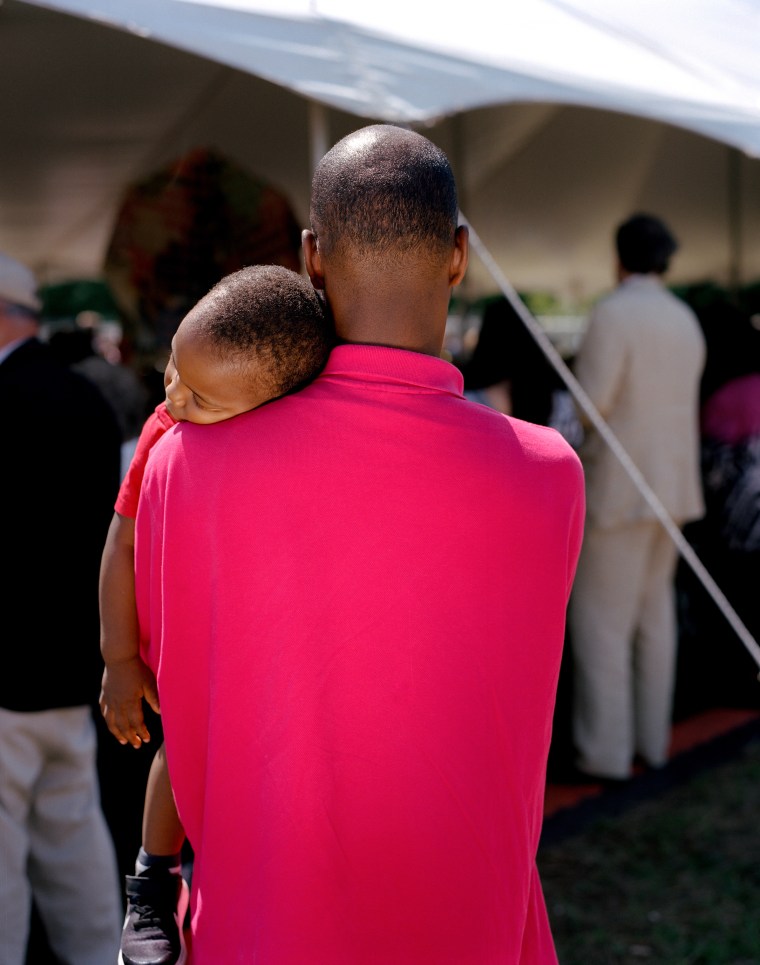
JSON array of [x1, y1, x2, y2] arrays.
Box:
[[569, 520, 679, 779], [0, 706, 121, 965]]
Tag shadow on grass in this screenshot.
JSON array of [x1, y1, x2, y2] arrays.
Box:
[[539, 732, 760, 964]]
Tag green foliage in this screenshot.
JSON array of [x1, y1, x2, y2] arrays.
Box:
[[40, 279, 120, 322]]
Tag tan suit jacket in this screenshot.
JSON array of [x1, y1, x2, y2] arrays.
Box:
[[575, 274, 705, 528]]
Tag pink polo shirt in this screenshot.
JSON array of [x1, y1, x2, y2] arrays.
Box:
[[135, 344, 584, 964]]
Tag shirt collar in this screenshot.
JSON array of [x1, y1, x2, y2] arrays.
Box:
[[320, 343, 464, 397], [620, 273, 665, 291]]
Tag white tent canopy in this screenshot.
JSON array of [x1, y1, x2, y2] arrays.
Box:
[[5, 0, 760, 298], [22, 0, 760, 151]]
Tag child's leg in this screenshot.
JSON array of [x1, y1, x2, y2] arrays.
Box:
[[120, 742, 189, 965], [141, 741, 185, 857]]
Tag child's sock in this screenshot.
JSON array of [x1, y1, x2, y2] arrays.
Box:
[[135, 846, 182, 877]]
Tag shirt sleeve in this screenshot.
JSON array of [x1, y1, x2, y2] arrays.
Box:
[[114, 403, 176, 518]]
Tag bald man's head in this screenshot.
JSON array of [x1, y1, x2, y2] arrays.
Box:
[[309, 125, 459, 264]]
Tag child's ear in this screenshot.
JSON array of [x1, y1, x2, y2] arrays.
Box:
[[302, 230, 325, 291]]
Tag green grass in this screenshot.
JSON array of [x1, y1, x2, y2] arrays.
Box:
[[538, 739, 760, 964]]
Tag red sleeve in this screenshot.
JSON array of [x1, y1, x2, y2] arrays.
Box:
[[115, 403, 177, 519]]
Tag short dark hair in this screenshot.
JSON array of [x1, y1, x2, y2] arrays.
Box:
[[616, 214, 678, 275], [194, 265, 333, 397], [310, 125, 459, 260]]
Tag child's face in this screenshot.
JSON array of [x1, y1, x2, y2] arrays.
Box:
[[164, 321, 271, 425]]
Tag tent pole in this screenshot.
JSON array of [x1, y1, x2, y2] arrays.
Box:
[[727, 147, 743, 294], [309, 101, 329, 175]]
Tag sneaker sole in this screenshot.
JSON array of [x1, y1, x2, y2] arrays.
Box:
[[118, 876, 190, 965]]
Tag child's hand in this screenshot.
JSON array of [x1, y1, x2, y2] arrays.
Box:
[[100, 657, 161, 749]]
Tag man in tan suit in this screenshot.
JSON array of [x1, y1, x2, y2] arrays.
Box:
[[569, 214, 705, 781]]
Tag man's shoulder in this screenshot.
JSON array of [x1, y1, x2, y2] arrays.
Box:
[[0, 336, 48, 377], [505, 415, 584, 475], [497, 419, 585, 528], [593, 282, 647, 317], [1, 337, 114, 408], [600, 277, 693, 312], [591, 279, 697, 331], [585, 287, 633, 336]]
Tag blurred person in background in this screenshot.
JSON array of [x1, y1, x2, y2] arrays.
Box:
[[676, 291, 760, 713], [459, 295, 582, 447], [48, 321, 149, 475], [0, 253, 122, 965], [568, 215, 705, 782]]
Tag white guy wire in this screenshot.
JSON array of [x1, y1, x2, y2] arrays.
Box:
[[461, 214, 760, 673]]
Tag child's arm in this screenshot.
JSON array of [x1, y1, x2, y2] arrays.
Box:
[[99, 511, 161, 748]]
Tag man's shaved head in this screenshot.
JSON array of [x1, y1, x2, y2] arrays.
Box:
[[310, 125, 459, 262]]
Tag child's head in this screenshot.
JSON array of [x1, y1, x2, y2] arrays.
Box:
[[164, 265, 332, 424]]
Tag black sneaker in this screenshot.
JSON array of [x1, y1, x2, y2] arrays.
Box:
[[118, 871, 189, 965]]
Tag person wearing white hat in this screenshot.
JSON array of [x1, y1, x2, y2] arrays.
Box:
[[0, 252, 42, 313], [0, 254, 123, 965]]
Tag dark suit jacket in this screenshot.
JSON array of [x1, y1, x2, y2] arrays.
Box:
[[0, 337, 121, 710]]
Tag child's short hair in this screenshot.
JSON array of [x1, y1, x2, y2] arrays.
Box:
[[194, 265, 333, 398]]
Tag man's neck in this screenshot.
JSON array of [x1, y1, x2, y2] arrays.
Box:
[[327, 282, 448, 358], [334, 322, 444, 358], [617, 267, 662, 285]]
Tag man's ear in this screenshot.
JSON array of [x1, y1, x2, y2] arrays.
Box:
[[449, 225, 469, 287], [302, 229, 325, 291]]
